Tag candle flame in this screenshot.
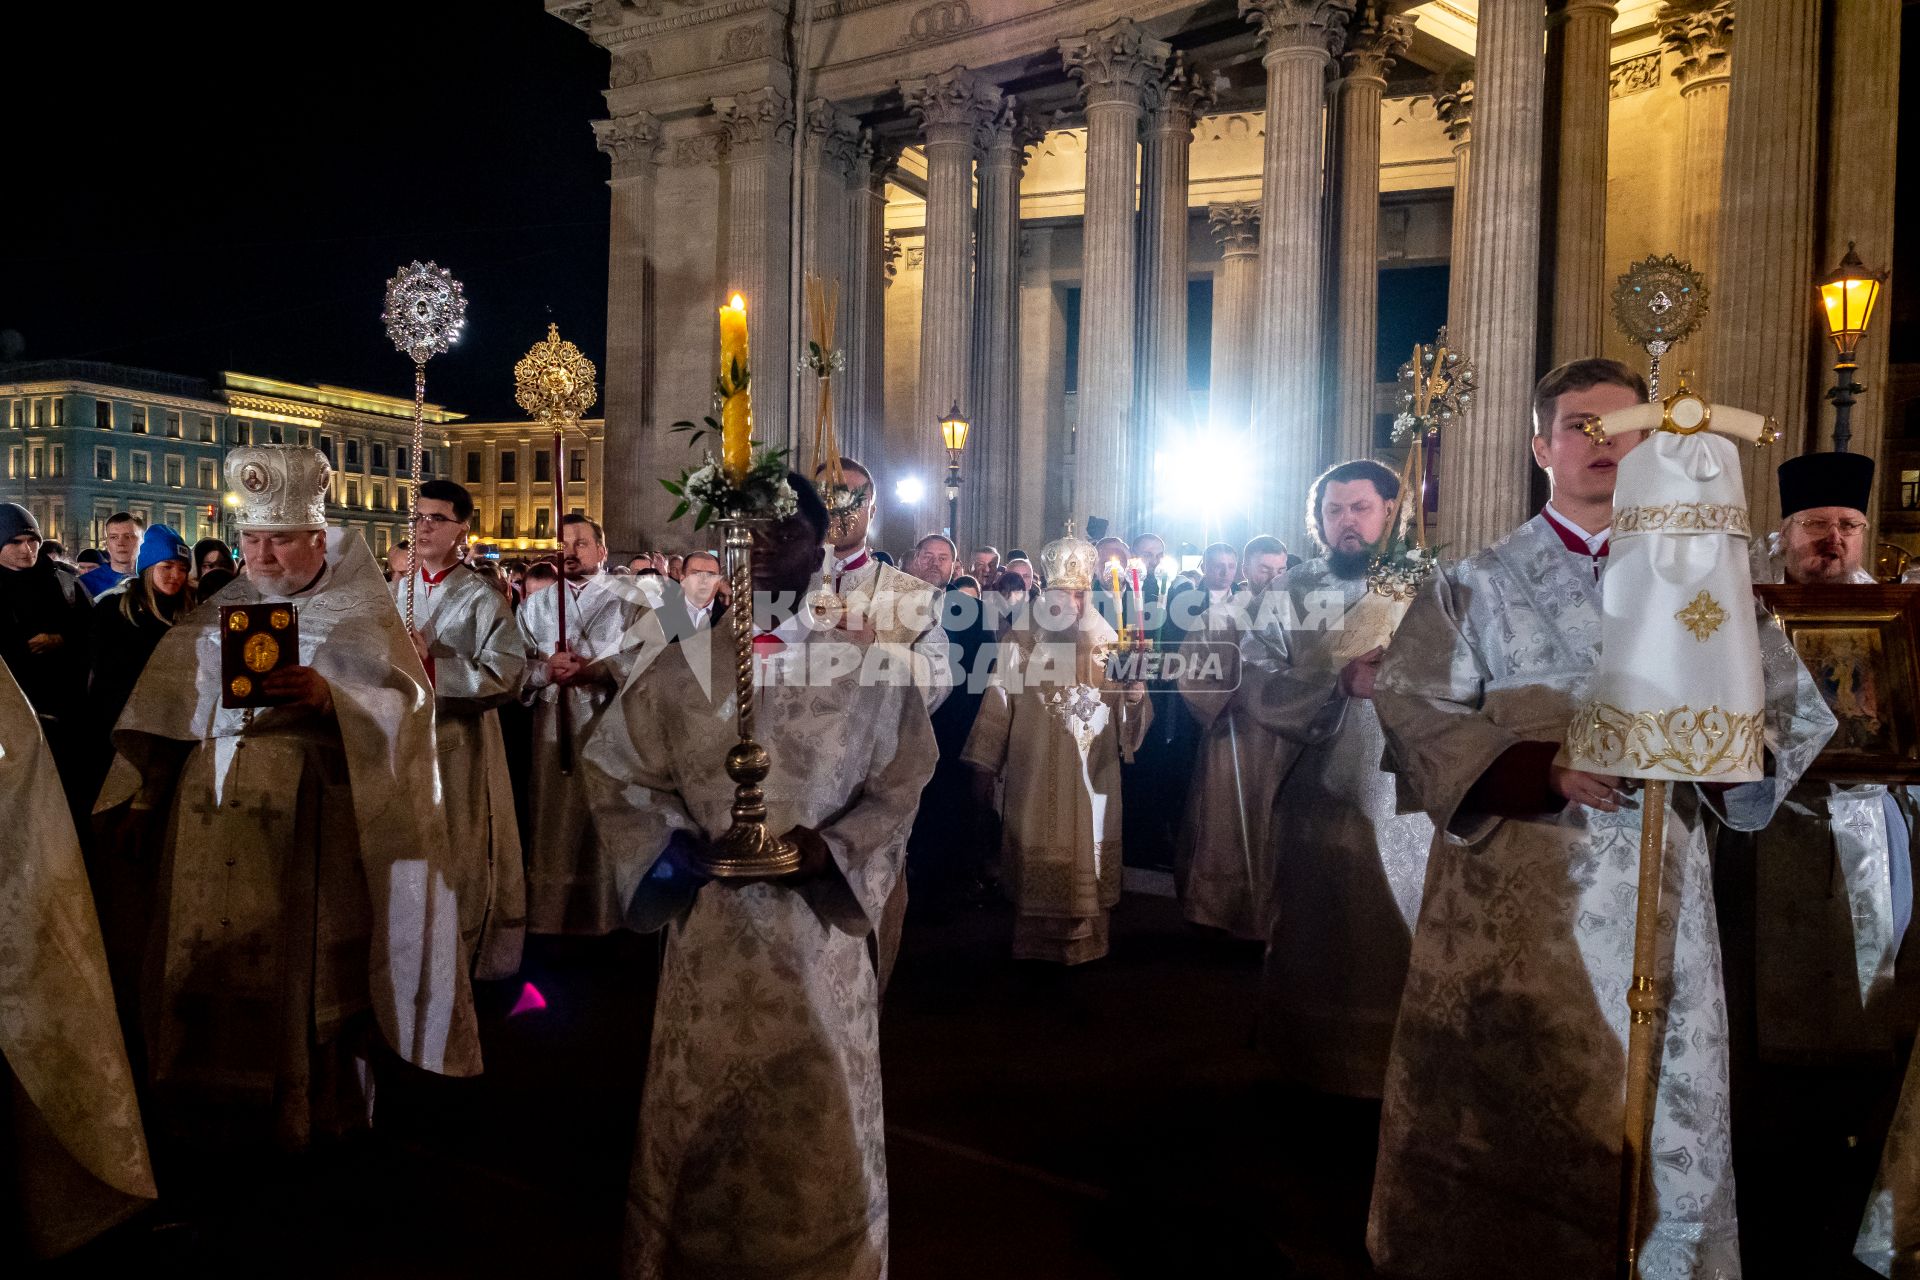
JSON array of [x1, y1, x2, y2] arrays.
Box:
[[727, 293, 746, 313]]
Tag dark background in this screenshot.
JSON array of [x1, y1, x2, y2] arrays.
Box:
[[5, 1, 611, 420]]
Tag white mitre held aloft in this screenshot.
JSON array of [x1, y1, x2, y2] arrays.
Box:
[[1564, 386, 1778, 783]]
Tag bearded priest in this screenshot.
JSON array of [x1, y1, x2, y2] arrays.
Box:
[[391, 478, 529, 979], [1239, 459, 1435, 1097], [581, 473, 936, 1279], [962, 524, 1149, 964], [1717, 451, 1917, 1274], [1365, 360, 1834, 1278], [99, 444, 481, 1150]]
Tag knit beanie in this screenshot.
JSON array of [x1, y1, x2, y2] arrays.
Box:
[[136, 524, 193, 574], [0, 502, 40, 546]]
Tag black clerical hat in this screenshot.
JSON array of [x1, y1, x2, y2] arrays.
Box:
[[1778, 452, 1875, 518]]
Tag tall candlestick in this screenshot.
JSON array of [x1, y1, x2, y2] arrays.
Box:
[[719, 294, 752, 485]]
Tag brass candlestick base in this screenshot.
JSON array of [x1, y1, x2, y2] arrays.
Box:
[[692, 518, 800, 880]]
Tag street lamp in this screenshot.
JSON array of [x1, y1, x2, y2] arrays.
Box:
[[1816, 241, 1886, 453], [939, 401, 971, 542]]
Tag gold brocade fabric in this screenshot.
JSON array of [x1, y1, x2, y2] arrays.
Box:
[[1567, 699, 1766, 777], [1611, 501, 1751, 538]]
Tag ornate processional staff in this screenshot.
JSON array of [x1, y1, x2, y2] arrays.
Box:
[[1561, 382, 1777, 1280], [514, 324, 599, 775], [662, 293, 802, 879], [382, 261, 467, 636], [1611, 254, 1708, 400]]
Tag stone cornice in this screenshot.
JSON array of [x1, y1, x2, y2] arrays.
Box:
[[901, 66, 1003, 145], [1208, 201, 1261, 252], [1060, 19, 1170, 111], [1239, 0, 1353, 60], [1339, 3, 1412, 86], [1658, 0, 1733, 90]]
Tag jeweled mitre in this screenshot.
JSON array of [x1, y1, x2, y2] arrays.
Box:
[[1563, 392, 1767, 782], [226, 444, 332, 532], [1040, 523, 1098, 593]]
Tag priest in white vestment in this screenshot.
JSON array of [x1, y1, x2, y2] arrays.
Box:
[[519, 512, 661, 936], [1174, 534, 1292, 940], [100, 444, 481, 1150], [963, 525, 1149, 965], [391, 479, 529, 979], [581, 475, 936, 1279], [1240, 460, 1436, 1097], [1717, 451, 1918, 1273], [815, 457, 949, 988], [1366, 361, 1834, 1280], [1, 659, 155, 1259]]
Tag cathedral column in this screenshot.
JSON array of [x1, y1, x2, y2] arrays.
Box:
[[1327, 4, 1411, 463], [1438, 0, 1544, 554], [592, 111, 661, 555], [902, 68, 1001, 503], [1207, 202, 1261, 432], [713, 88, 796, 449], [1823, 0, 1899, 531], [842, 134, 878, 467], [1136, 57, 1212, 523], [970, 103, 1039, 552], [1063, 19, 1169, 534], [1544, 0, 1616, 364], [1659, 2, 1733, 369], [1707, 0, 1819, 531], [1240, 0, 1351, 547], [1435, 80, 1473, 329], [801, 100, 860, 471]]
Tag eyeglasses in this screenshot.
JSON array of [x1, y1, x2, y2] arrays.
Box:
[[1791, 516, 1868, 538], [408, 513, 463, 528]]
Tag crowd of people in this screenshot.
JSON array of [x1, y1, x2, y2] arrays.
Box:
[[0, 355, 1914, 1278]]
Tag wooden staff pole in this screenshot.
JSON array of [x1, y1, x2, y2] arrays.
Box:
[[1618, 778, 1669, 1279], [552, 429, 572, 774]]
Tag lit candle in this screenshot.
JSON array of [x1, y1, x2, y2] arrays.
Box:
[[1127, 557, 1145, 637], [719, 294, 751, 485], [1108, 562, 1128, 644]]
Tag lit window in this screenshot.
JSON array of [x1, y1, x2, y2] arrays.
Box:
[[1901, 469, 1919, 511]]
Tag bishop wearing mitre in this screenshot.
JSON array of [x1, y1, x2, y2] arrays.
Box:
[[100, 444, 481, 1149], [963, 524, 1149, 964], [1366, 361, 1834, 1279]]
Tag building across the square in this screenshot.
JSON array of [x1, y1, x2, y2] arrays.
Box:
[[2, 360, 611, 560]]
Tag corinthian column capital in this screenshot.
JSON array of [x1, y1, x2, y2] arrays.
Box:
[[1060, 19, 1171, 110], [1238, 0, 1354, 61], [1435, 78, 1474, 146], [804, 99, 863, 176], [1145, 53, 1216, 132], [1208, 201, 1261, 254], [592, 111, 662, 177], [712, 87, 794, 155], [901, 66, 1003, 148], [1659, 1, 1735, 91], [1339, 2, 1412, 85]]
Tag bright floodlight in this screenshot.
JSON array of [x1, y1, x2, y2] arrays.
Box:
[[895, 475, 925, 505], [1156, 428, 1252, 519]]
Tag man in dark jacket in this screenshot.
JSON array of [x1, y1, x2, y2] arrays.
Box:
[[0, 503, 94, 817]]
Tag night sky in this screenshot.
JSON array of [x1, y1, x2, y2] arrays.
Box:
[[8, 1, 611, 420]]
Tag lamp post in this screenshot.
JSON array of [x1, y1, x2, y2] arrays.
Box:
[[939, 401, 971, 543], [1816, 242, 1886, 453]]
